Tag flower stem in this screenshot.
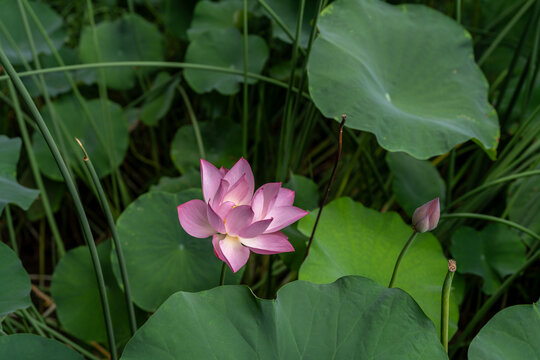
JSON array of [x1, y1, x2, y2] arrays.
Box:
[[219, 262, 226, 286], [441, 259, 456, 353], [388, 230, 418, 288], [76, 138, 137, 336], [304, 115, 346, 259]]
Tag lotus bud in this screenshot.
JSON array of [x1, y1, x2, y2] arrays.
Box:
[[412, 198, 440, 233]]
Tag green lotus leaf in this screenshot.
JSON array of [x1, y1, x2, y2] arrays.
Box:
[[0, 242, 31, 317], [307, 0, 499, 159], [0, 136, 39, 215], [469, 301, 540, 360], [298, 197, 459, 336], [0, 334, 83, 360], [120, 276, 446, 359]]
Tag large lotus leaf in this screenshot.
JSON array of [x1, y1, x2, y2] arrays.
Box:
[[468, 301, 540, 360], [307, 0, 499, 159], [120, 276, 447, 359], [263, 0, 317, 48], [112, 189, 242, 311], [32, 95, 128, 181], [184, 28, 269, 95], [51, 240, 133, 344], [507, 162, 540, 235], [0, 0, 65, 65], [140, 72, 179, 126], [0, 242, 31, 317], [386, 152, 445, 216], [0, 334, 83, 360], [150, 171, 201, 194], [23, 47, 97, 97], [450, 224, 526, 294], [187, 0, 241, 41], [79, 14, 164, 90], [170, 121, 242, 174], [0, 136, 39, 215], [298, 197, 459, 336]]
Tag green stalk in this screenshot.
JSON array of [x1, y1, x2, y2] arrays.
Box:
[[456, 0, 462, 23], [0, 62, 309, 97], [448, 170, 540, 208], [242, 0, 249, 157], [388, 231, 418, 288], [26, 316, 101, 360], [177, 85, 206, 159], [478, 0, 535, 66], [76, 138, 137, 336], [7, 81, 65, 257], [278, 0, 305, 180], [19, 309, 45, 337], [0, 46, 118, 360], [440, 213, 540, 242], [4, 205, 17, 254], [256, 0, 306, 56], [441, 259, 456, 352], [451, 245, 540, 355]]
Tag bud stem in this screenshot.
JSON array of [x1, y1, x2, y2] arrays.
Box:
[[388, 230, 418, 288], [441, 259, 456, 353]]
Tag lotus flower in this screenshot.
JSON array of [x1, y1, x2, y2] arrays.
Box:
[[412, 198, 440, 233], [177, 158, 308, 272]]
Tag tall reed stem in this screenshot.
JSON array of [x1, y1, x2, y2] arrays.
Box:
[[0, 47, 118, 360]]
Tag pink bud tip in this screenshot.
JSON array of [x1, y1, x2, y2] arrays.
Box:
[[412, 198, 440, 233]]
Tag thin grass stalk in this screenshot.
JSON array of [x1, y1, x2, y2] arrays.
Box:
[[242, 0, 249, 157], [4, 205, 17, 254], [517, 5, 540, 117], [177, 85, 206, 159], [278, 0, 305, 180], [451, 244, 540, 355], [449, 170, 540, 208], [441, 213, 540, 242], [16, 0, 74, 178], [23, 0, 124, 191], [76, 138, 137, 336], [7, 80, 65, 257], [0, 61, 309, 98], [478, 0, 535, 66], [0, 47, 118, 360], [256, 0, 306, 56]]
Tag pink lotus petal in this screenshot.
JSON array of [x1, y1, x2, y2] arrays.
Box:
[[211, 179, 230, 208], [218, 167, 229, 176], [239, 218, 273, 238], [207, 203, 225, 234], [265, 206, 309, 233], [223, 158, 254, 198], [222, 174, 251, 205], [177, 199, 215, 238], [224, 205, 254, 236], [201, 159, 223, 203], [252, 182, 281, 220], [214, 201, 235, 221], [218, 235, 250, 273], [274, 188, 295, 207], [240, 232, 294, 255], [212, 234, 226, 262]]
